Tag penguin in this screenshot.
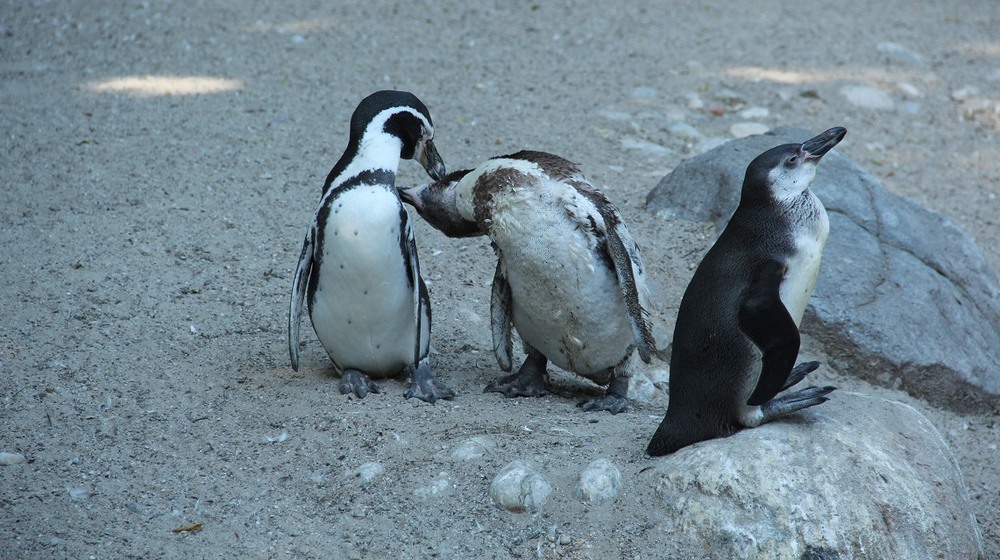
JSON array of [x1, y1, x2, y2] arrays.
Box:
[[288, 90, 455, 403], [646, 126, 846, 456], [400, 150, 655, 413]]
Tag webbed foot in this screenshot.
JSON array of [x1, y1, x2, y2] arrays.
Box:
[[484, 349, 548, 398], [404, 362, 455, 404], [339, 369, 382, 399], [577, 394, 630, 414], [761, 385, 836, 423], [577, 375, 630, 414], [782, 361, 821, 391]]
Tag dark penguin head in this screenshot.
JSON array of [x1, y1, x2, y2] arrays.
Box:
[[740, 127, 847, 204], [324, 90, 446, 192], [399, 169, 483, 238]]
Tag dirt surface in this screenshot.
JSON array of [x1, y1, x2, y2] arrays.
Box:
[[2, 1, 998, 558]]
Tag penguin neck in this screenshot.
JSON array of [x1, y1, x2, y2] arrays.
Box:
[[323, 131, 404, 194]]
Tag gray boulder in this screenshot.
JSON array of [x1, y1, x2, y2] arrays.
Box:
[[646, 127, 1000, 410], [651, 392, 985, 560]]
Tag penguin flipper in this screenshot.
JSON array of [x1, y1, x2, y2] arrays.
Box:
[[604, 221, 655, 364], [740, 260, 800, 407], [288, 232, 314, 371], [400, 208, 427, 366], [490, 259, 514, 372]]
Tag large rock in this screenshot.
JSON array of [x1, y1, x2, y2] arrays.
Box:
[[651, 392, 984, 559], [646, 128, 1000, 410]]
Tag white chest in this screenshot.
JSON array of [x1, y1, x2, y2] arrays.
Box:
[[779, 197, 830, 326], [309, 185, 420, 375]]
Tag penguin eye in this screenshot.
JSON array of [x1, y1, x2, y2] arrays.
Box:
[[785, 155, 798, 167]]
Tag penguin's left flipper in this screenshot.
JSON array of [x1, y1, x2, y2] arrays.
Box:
[[740, 260, 801, 407], [400, 212, 454, 404], [490, 259, 514, 372], [288, 232, 313, 372], [402, 212, 425, 367], [404, 359, 456, 404], [596, 205, 655, 364]]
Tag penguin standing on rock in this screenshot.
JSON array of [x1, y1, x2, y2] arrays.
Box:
[[646, 127, 846, 456], [288, 90, 455, 403], [400, 151, 656, 414]]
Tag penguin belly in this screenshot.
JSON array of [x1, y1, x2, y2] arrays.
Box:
[[492, 198, 634, 381], [309, 186, 423, 378]]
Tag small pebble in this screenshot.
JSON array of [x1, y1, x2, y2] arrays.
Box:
[[573, 459, 622, 505], [667, 122, 702, 141], [0, 452, 26, 465], [729, 122, 769, 138], [876, 41, 924, 64], [451, 436, 497, 461], [620, 138, 671, 157], [841, 85, 895, 110], [356, 462, 384, 486], [897, 82, 922, 98], [738, 107, 770, 119], [414, 472, 451, 499], [684, 93, 705, 111], [490, 461, 551, 513]]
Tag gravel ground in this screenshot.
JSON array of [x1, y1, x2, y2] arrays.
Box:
[[2, 1, 997, 558]]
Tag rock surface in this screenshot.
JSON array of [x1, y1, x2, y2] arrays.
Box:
[[646, 128, 1000, 409], [651, 392, 984, 560]]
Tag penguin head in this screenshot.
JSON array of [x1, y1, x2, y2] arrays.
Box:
[[742, 127, 847, 204], [350, 90, 447, 181], [399, 169, 484, 238]]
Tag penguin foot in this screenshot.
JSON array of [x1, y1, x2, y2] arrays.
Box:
[[761, 385, 836, 423], [404, 363, 455, 404], [483, 369, 548, 398], [782, 361, 821, 391], [577, 374, 630, 414], [577, 394, 630, 414], [339, 369, 382, 399]]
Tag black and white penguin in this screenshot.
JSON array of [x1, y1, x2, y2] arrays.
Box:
[[288, 90, 454, 403], [646, 127, 846, 456], [400, 151, 655, 413]]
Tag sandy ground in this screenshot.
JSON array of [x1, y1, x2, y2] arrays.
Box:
[[2, 1, 998, 558]]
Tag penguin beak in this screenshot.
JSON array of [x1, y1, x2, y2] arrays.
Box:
[[801, 126, 847, 160], [399, 185, 423, 211], [415, 138, 447, 181]]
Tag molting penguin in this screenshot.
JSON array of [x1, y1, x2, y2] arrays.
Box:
[[646, 127, 846, 456], [288, 90, 455, 403], [400, 151, 656, 413]]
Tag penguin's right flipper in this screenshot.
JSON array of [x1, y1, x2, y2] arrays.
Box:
[[760, 385, 836, 423], [604, 221, 655, 364], [288, 232, 314, 371], [740, 260, 800, 406], [491, 259, 514, 372]]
